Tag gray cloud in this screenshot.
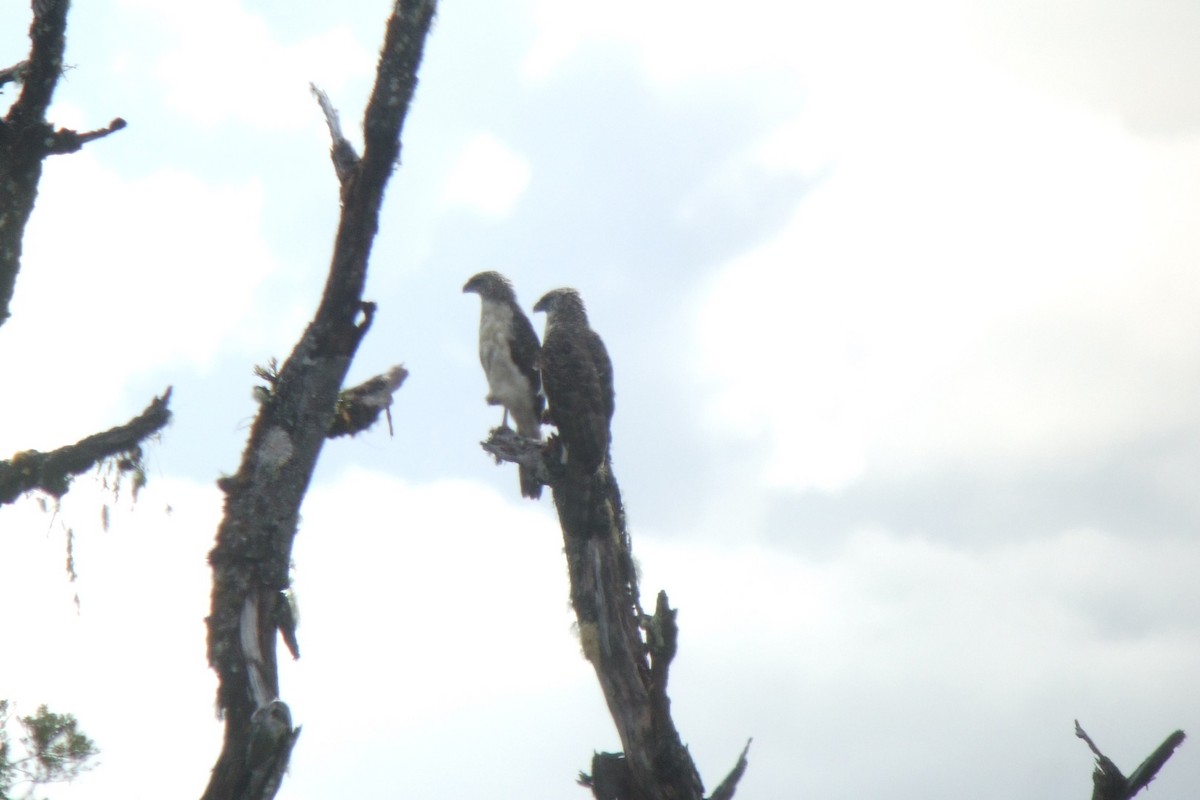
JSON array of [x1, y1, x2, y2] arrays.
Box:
[[759, 421, 1200, 550]]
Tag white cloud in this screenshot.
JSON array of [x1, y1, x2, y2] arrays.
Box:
[[439, 132, 532, 219], [523, 0, 1200, 497], [0, 151, 280, 449], [523, 0, 802, 83], [3, 461, 1196, 799], [524, 0, 972, 87], [639, 524, 1200, 684], [691, 41, 1200, 491], [616, 525, 1200, 797], [119, 0, 375, 131], [520, 0, 1200, 495], [0, 477, 222, 797], [0, 467, 598, 799], [286, 469, 587, 718], [962, 0, 1200, 136]]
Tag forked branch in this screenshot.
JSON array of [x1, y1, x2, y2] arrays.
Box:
[[1076, 720, 1186, 800]]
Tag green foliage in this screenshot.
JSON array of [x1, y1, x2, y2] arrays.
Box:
[[0, 701, 99, 800]]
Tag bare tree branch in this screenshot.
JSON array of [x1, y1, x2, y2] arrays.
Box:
[[328, 362, 408, 438], [707, 740, 752, 800], [45, 117, 127, 154], [201, 3, 436, 799], [481, 425, 549, 481], [553, 461, 706, 799], [1076, 720, 1186, 800], [252, 356, 408, 439], [0, 60, 30, 90], [0, 388, 172, 505], [1126, 730, 1187, 796], [485, 423, 746, 799], [1, 0, 126, 329], [309, 83, 357, 185]]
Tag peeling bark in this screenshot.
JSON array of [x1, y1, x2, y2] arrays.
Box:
[[201, 4, 434, 800]]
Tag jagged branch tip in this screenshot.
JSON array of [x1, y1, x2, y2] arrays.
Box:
[[310, 82, 359, 184]]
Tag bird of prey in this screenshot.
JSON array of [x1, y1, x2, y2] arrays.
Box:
[[463, 271, 544, 498], [532, 287, 614, 474]]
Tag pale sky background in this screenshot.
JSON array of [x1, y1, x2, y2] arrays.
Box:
[[1, 1, 1198, 798]]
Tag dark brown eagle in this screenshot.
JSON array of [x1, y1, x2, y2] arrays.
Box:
[[532, 287, 614, 473], [463, 271, 544, 498]]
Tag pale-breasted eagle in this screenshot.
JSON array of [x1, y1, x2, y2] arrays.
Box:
[[463, 271, 544, 498], [532, 287, 614, 474]]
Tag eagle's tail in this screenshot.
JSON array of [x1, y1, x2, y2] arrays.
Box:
[[516, 415, 543, 500]]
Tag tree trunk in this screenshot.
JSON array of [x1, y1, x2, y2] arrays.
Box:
[[484, 430, 752, 800], [200, 4, 435, 799]]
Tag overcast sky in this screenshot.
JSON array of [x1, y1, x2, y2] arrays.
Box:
[[1, 0, 1198, 798]]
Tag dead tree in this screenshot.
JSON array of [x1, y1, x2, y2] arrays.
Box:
[[482, 434, 752, 800], [0, 0, 167, 507], [200, 3, 432, 799], [1076, 721, 1186, 800], [6, 4, 1188, 800]]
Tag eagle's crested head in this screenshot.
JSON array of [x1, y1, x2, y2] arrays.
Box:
[[462, 271, 517, 302], [532, 287, 587, 321]]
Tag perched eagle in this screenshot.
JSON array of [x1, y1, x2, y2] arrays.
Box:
[[463, 271, 544, 498], [532, 287, 614, 474]]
